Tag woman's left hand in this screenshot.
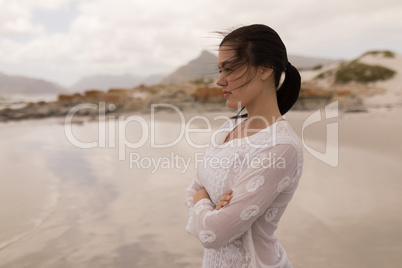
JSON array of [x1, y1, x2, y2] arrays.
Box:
[[194, 188, 210, 205], [215, 190, 233, 210]]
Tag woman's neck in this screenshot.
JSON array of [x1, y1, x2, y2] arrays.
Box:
[[244, 91, 284, 129]]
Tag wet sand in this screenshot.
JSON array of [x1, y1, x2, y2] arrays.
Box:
[[0, 107, 401, 267]]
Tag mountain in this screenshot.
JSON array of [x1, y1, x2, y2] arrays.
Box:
[[160, 50, 340, 84], [288, 55, 340, 69], [0, 72, 67, 96], [70, 73, 165, 92], [141, 74, 166, 86], [160, 50, 220, 84]]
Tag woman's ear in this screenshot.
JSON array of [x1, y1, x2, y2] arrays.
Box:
[[260, 66, 274, 80]]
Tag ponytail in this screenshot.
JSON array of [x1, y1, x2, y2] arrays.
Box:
[[276, 62, 301, 115], [221, 24, 302, 118]]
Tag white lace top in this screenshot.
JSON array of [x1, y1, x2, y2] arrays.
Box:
[[185, 117, 303, 268]]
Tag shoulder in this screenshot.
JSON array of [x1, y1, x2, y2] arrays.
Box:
[[273, 122, 304, 176], [256, 121, 304, 175], [274, 122, 302, 152], [247, 121, 301, 148]]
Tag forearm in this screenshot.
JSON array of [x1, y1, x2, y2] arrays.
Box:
[[193, 188, 210, 205]]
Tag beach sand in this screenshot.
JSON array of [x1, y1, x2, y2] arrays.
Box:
[[0, 107, 401, 267]]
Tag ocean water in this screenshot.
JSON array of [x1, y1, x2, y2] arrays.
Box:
[[0, 94, 58, 111]]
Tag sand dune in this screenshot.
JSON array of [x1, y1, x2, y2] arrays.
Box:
[[300, 52, 402, 108]]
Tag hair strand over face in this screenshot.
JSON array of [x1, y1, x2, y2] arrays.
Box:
[[218, 24, 301, 116]]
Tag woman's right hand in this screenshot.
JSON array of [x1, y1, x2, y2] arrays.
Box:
[[215, 190, 233, 210]]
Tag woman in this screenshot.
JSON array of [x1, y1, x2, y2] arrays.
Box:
[[185, 24, 303, 268]]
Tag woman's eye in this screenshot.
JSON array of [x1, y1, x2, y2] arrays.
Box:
[[219, 68, 233, 74]]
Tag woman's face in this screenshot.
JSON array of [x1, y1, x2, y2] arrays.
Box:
[[217, 45, 264, 110]]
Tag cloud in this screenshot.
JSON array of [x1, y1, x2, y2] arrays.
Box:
[[0, 2, 41, 35], [0, 0, 401, 86]]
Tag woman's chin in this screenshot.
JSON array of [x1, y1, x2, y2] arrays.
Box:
[[225, 100, 242, 110], [225, 102, 236, 109]]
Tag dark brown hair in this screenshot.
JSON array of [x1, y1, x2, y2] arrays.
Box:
[[219, 24, 301, 116]]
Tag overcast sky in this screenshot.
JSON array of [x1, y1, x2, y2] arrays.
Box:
[[0, 0, 401, 87]]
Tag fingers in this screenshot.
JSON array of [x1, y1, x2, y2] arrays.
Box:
[[215, 190, 233, 210], [215, 200, 230, 210], [219, 195, 232, 202], [219, 191, 233, 201]]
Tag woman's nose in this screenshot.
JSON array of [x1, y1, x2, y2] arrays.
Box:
[[216, 74, 227, 87]]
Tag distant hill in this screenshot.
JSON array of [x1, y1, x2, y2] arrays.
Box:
[[0, 72, 67, 96], [160, 50, 340, 84], [160, 50, 220, 84], [70, 73, 165, 92], [0, 52, 339, 97], [288, 54, 340, 69], [141, 74, 166, 86]]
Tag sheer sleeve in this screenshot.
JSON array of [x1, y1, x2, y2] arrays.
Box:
[[184, 169, 204, 216], [185, 143, 299, 250]]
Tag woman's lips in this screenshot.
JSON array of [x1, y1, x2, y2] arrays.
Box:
[[223, 90, 232, 98]]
